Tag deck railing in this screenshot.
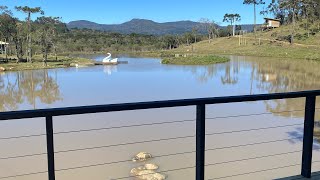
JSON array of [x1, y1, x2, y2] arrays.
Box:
[[0, 90, 320, 180]]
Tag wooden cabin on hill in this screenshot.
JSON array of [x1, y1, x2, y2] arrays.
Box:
[[263, 18, 281, 30]]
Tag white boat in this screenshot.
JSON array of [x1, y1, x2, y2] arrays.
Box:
[[102, 53, 118, 64], [102, 53, 112, 62]]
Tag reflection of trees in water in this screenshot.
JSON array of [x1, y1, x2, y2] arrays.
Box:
[[221, 61, 239, 85], [255, 59, 320, 117], [182, 60, 241, 84], [182, 56, 320, 141], [250, 58, 320, 117], [0, 70, 62, 111], [253, 58, 320, 142], [182, 65, 220, 83], [255, 59, 320, 93], [0, 74, 23, 111]]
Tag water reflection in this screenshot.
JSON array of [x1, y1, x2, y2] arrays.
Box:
[[240, 56, 320, 144], [2, 56, 320, 179], [181, 65, 220, 83], [2, 56, 320, 114], [178, 55, 320, 143], [0, 69, 62, 111], [212, 56, 320, 118], [221, 61, 239, 85], [103, 65, 118, 75]]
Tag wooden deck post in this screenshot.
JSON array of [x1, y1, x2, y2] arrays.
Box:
[[301, 96, 316, 178], [46, 116, 56, 180], [196, 104, 206, 180]]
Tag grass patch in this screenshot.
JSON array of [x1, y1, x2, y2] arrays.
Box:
[[171, 36, 320, 61], [162, 55, 229, 65], [0, 55, 94, 72], [169, 22, 320, 61]]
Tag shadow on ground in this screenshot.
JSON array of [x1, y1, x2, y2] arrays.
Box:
[[276, 172, 320, 180]]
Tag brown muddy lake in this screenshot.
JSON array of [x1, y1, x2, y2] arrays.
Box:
[[1, 55, 320, 180]]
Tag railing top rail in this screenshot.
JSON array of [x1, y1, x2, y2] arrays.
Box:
[[1, 90, 320, 121]]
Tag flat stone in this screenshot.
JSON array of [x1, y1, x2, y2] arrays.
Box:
[[132, 152, 153, 162], [144, 163, 159, 170], [150, 173, 166, 180], [137, 170, 166, 180], [130, 166, 145, 175]]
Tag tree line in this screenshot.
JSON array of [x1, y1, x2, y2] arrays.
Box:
[[224, 0, 320, 41], [1, 1, 319, 65], [0, 5, 242, 66], [262, 0, 320, 43], [0, 6, 219, 65], [0, 6, 63, 65]]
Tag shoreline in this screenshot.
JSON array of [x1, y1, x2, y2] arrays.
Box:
[[171, 37, 320, 61], [1, 41, 320, 72], [0, 55, 95, 72]]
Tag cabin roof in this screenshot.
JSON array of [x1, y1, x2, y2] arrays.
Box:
[[264, 18, 281, 22]]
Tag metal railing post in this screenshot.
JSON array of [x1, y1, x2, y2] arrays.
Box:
[[301, 96, 316, 178], [196, 104, 206, 180], [46, 116, 56, 180]]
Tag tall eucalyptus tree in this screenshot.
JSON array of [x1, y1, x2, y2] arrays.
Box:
[[243, 0, 265, 34], [223, 13, 241, 36], [15, 6, 44, 63]]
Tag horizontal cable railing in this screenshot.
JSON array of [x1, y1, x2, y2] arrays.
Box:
[[0, 108, 307, 141], [0, 114, 304, 160], [0, 171, 48, 180], [111, 151, 320, 180], [1, 90, 320, 121], [0, 132, 307, 179], [212, 160, 320, 180], [1, 90, 320, 180]]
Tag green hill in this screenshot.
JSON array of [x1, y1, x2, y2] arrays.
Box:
[[171, 23, 320, 61]]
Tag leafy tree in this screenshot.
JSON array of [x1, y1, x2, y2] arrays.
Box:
[[223, 13, 241, 36], [278, 0, 300, 44], [15, 6, 44, 62], [0, 6, 12, 15], [192, 27, 199, 43], [35, 16, 61, 66], [0, 7, 24, 62], [183, 32, 194, 45], [163, 35, 177, 49], [0, 6, 12, 61], [199, 18, 219, 43], [243, 0, 265, 34], [261, 0, 286, 24]]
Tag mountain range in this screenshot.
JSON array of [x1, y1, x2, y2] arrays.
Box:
[[67, 19, 255, 35]]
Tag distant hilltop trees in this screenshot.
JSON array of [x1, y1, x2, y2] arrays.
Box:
[[0, 0, 319, 63]]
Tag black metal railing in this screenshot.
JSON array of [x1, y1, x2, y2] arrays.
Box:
[[0, 90, 320, 180]]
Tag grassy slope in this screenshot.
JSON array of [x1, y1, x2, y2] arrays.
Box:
[[171, 23, 320, 61], [247, 22, 320, 46]]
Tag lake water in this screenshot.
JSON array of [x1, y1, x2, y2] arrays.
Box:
[[1, 55, 320, 180]]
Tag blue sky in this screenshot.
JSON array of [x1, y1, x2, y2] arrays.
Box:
[[3, 0, 272, 25]]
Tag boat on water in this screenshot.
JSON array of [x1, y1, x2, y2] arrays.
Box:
[[102, 53, 118, 65]]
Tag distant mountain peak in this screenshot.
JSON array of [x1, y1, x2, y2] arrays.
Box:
[[123, 18, 157, 25], [67, 19, 255, 35], [129, 18, 154, 22], [67, 19, 204, 35], [68, 20, 97, 25]]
